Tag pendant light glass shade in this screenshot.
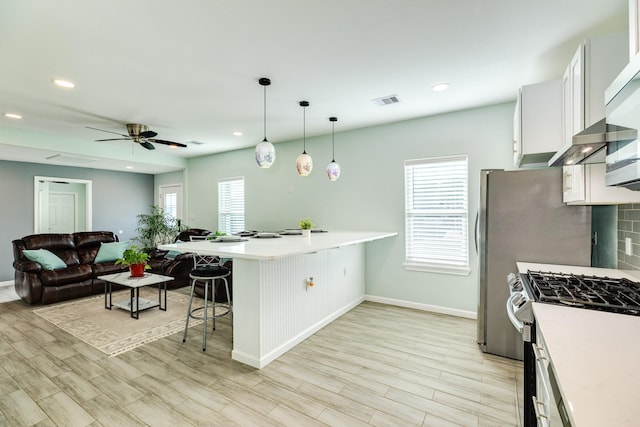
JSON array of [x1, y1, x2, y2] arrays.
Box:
[[296, 101, 313, 176], [255, 78, 275, 168], [326, 117, 341, 181]]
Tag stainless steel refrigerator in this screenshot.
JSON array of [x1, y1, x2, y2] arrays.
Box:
[[476, 168, 592, 360]]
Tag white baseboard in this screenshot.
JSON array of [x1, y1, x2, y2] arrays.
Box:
[[0, 280, 14, 288], [364, 294, 477, 319]]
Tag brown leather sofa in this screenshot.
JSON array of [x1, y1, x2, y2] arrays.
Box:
[[12, 231, 194, 305]]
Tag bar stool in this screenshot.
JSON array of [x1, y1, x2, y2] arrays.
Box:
[[182, 253, 232, 351]]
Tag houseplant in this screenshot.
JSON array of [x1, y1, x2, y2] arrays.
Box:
[[134, 205, 187, 252], [299, 218, 313, 238], [115, 245, 151, 277]]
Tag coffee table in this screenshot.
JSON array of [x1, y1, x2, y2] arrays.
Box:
[[101, 272, 173, 319]]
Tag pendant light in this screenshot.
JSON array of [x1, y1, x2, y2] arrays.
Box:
[[295, 101, 313, 176], [255, 77, 276, 168], [326, 117, 341, 181]]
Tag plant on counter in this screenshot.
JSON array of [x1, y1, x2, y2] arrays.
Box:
[[134, 205, 188, 251], [299, 218, 313, 230], [115, 245, 151, 277]]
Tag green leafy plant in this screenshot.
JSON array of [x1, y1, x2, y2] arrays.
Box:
[[299, 218, 313, 230], [134, 205, 187, 251], [114, 245, 151, 269]]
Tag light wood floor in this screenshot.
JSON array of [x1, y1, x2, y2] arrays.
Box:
[[0, 293, 522, 426]]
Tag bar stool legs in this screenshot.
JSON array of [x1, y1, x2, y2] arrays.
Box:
[[183, 272, 231, 351]]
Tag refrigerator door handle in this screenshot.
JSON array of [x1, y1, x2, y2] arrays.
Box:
[[474, 211, 479, 255]]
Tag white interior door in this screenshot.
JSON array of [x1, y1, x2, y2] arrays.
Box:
[[48, 192, 77, 232], [159, 184, 183, 221]]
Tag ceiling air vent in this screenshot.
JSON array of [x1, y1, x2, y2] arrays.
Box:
[[372, 95, 400, 106], [46, 154, 97, 164]]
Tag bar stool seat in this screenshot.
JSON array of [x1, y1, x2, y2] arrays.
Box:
[[182, 264, 232, 351]]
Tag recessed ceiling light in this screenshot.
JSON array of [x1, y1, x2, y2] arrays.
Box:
[[125, 166, 134, 170], [432, 82, 450, 92], [52, 79, 75, 89], [233, 131, 243, 136], [4, 113, 22, 119]]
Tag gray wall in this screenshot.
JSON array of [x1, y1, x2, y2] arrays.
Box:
[[177, 102, 515, 316], [0, 160, 154, 281]]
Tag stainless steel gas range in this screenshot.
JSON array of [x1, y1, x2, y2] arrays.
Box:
[[507, 266, 640, 427]]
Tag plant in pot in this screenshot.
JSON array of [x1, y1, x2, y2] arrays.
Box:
[[134, 205, 187, 252], [115, 245, 151, 277], [299, 218, 313, 238]]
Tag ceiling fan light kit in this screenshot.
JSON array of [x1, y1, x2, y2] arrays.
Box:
[[255, 77, 276, 168], [295, 100, 313, 176], [326, 117, 341, 181]]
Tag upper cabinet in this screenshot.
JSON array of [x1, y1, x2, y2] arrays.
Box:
[[631, 0, 640, 60], [560, 32, 631, 205], [561, 31, 628, 149], [513, 79, 562, 167]]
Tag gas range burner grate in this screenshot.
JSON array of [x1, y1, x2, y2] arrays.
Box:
[[526, 270, 640, 316]]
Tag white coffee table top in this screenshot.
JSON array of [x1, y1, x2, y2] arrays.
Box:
[[100, 272, 174, 288]]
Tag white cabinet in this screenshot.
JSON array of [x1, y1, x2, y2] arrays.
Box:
[[563, 163, 640, 204], [513, 80, 563, 167], [559, 32, 632, 204], [631, 0, 640, 60], [559, 32, 628, 151]]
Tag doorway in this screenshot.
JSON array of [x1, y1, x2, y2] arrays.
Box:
[[34, 176, 92, 233], [159, 184, 183, 222]]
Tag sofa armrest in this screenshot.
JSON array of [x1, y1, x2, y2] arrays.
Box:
[[149, 249, 169, 260], [13, 259, 42, 273]]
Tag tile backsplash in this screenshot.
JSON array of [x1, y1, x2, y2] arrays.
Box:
[[618, 204, 640, 270]]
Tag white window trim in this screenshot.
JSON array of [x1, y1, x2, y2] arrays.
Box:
[[403, 155, 470, 276], [218, 176, 245, 235]]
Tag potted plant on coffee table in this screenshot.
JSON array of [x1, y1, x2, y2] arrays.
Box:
[[115, 245, 151, 277]]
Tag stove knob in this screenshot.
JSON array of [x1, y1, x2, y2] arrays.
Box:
[[507, 273, 517, 286], [512, 280, 523, 292]]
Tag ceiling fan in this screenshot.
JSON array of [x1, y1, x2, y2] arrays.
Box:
[[87, 124, 187, 150]]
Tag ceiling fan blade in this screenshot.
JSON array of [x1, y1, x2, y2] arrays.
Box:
[[95, 137, 132, 142], [149, 139, 187, 148], [86, 126, 129, 137], [140, 141, 156, 150], [139, 130, 158, 138]]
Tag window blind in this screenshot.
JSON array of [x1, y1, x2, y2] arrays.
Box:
[[218, 177, 245, 235], [404, 155, 469, 274]]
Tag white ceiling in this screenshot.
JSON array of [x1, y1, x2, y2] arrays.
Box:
[[0, 0, 629, 174]]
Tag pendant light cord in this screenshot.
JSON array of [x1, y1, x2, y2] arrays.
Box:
[[331, 120, 335, 161], [303, 105, 306, 153], [263, 84, 267, 142]]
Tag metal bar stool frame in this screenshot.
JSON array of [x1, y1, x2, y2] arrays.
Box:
[[182, 249, 232, 351]]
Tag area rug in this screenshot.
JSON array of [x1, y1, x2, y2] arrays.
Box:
[[33, 288, 201, 357]]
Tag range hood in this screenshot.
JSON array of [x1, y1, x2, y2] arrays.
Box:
[[548, 119, 637, 167]]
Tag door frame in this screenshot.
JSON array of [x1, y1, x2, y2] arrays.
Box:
[[34, 176, 92, 233]]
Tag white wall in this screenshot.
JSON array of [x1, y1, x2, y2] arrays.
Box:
[[179, 102, 515, 315]]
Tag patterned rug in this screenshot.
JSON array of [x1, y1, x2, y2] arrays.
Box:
[[33, 288, 201, 356]]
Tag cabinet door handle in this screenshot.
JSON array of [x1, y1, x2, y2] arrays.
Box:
[[532, 343, 547, 361], [532, 396, 550, 426]]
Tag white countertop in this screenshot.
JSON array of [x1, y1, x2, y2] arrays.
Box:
[[158, 230, 397, 260], [518, 262, 640, 426], [533, 303, 640, 427]]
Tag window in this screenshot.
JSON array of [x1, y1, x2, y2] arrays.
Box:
[[404, 155, 469, 275], [218, 177, 245, 235]]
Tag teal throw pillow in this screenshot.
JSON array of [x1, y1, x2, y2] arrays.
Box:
[[94, 241, 128, 263], [23, 249, 66, 270]]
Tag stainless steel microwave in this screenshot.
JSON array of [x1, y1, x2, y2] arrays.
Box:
[[605, 54, 640, 190]]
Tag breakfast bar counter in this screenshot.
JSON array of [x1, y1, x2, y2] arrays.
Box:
[[160, 230, 396, 368]]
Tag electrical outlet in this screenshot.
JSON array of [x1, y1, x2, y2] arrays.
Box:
[[626, 237, 633, 256]]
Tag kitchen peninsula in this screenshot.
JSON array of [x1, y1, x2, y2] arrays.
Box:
[[159, 230, 396, 368]]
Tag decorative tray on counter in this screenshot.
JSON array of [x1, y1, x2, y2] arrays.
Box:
[[253, 232, 281, 238]]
